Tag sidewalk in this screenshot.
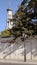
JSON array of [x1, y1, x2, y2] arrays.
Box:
[[0, 59, 37, 64]]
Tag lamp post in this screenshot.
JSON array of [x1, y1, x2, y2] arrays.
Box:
[[21, 33, 27, 62]]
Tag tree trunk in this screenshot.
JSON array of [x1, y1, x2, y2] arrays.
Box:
[[24, 41, 26, 62]]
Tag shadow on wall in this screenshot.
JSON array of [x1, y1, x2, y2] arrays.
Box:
[[3, 37, 24, 58], [0, 37, 37, 58]]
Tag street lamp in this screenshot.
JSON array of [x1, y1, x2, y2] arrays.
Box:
[[21, 33, 27, 62]]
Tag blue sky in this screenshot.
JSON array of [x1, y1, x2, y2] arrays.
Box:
[[0, 0, 23, 32]]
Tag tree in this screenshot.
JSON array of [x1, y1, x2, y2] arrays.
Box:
[[13, 0, 37, 38]]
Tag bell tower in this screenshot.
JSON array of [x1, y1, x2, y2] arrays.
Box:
[[6, 8, 13, 29]]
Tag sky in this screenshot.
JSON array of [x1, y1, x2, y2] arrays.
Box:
[[0, 0, 23, 32]]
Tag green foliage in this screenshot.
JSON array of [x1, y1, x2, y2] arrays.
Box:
[[1, 29, 10, 37], [13, 0, 37, 37]]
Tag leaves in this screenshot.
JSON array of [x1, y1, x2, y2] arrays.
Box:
[[13, 0, 37, 37], [1, 29, 10, 37]]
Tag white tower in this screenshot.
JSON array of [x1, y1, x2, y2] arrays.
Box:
[[6, 8, 13, 29]]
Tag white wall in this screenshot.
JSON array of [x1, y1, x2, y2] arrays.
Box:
[[0, 37, 37, 61]]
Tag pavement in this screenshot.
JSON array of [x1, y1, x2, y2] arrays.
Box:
[[0, 59, 37, 65]]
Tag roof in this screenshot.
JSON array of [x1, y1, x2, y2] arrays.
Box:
[[7, 8, 12, 11]]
